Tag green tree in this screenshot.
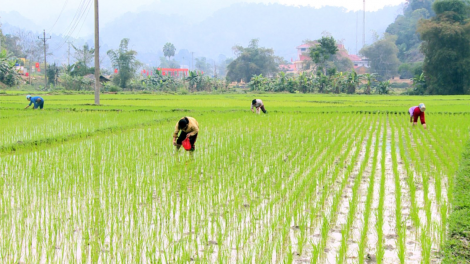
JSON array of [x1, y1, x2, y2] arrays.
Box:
[[226, 39, 280, 82], [107, 38, 139, 88], [3, 34, 24, 58], [68, 62, 95, 77], [195, 57, 211, 74], [376, 81, 391, 94], [361, 73, 378, 94], [159, 56, 180, 69], [72, 43, 95, 71], [0, 50, 18, 87], [346, 71, 359, 94], [418, 0, 470, 94], [315, 72, 329, 93], [163, 42, 176, 61], [297, 72, 314, 93], [410, 72, 427, 95], [308, 37, 339, 75], [386, 0, 436, 62], [407, 0, 435, 12], [329, 55, 354, 73], [360, 34, 400, 81], [0, 22, 4, 51], [186, 71, 205, 92], [331, 71, 343, 94], [46, 63, 59, 85], [248, 74, 267, 91], [217, 58, 233, 78]]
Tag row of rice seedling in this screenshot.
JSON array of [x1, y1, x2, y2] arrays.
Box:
[[336, 115, 378, 263], [316, 116, 369, 263], [4, 94, 470, 112], [357, 115, 383, 263], [0, 110, 179, 148]]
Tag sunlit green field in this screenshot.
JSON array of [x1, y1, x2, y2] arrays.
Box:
[[1, 93, 469, 263]]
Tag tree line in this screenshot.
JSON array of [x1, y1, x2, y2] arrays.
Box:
[[378, 0, 470, 95]]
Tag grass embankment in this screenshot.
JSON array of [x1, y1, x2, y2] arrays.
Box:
[[443, 142, 470, 263]]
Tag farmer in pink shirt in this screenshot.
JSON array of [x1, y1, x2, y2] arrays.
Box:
[[409, 103, 427, 129]]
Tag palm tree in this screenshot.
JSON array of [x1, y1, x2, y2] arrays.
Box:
[[0, 49, 18, 87], [249, 74, 266, 91], [107, 38, 139, 88], [377, 80, 391, 94], [186, 71, 201, 92], [346, 71, 359, 94], [360, 73, 377, 95], [316, 73, 328, 93], [332, 71, 344, 94], [297, 72, 312, 93], [163, 43, 176, 61], [72, 43, 95, 71]]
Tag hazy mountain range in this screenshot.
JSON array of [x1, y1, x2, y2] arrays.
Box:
[[1, 3, 403, 69]]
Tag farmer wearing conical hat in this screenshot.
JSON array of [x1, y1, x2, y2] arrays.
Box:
[[251, 99, 267, 114], [173, 117, 199, 151], [25, 95, 45, 110], [409, 103, 427, 129]]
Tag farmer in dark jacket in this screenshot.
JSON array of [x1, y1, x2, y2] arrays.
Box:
[[173, 117, 199, 151]]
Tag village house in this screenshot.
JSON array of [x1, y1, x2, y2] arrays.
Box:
[[279, 42, 370, 74]]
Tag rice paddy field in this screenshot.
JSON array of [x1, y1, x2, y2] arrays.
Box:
[[1, 93, 469, 263]]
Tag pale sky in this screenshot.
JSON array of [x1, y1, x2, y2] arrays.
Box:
[[1, 0, 406, 37]]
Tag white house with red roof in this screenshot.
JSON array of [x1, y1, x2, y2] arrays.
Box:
[[279, 42, 370, 74], [348, 54, 370, 68]]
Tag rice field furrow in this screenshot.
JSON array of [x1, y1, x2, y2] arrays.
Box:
[[348, 118, 382, 263]]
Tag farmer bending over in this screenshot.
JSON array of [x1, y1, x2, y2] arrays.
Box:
[[409, 103, 426, 129], [25, 95, 45, 110], [173, 117, 199, 151], [251, 99, 267, 114]]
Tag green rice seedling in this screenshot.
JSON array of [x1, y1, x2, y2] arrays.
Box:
[[358, 117, 381, 263], [376, 118, 387, 264], [390, 122, 406, 263], [337, 115, 377, 262]]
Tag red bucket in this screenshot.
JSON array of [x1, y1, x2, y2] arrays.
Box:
[[182, 138, 192, 151]]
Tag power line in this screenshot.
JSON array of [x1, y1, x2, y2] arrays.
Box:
[[49, 0, 70, 32], [73, 2, 94, 39], [59, 0, 88, 38], [56, 0, 92, 50], [53, 0, 92, 51]]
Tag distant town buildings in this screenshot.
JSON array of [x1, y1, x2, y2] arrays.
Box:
[[279, 42, 370, 74]]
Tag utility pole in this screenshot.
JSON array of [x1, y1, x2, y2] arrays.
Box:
[[356, 12, 358, 55], [38, 30, 51, 89], [67, 42, 71, 67], [191, 52, 194, 71], [214, 62, 217, 78], [363, 0, 366, 48], [94, 0, 100, 105]]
